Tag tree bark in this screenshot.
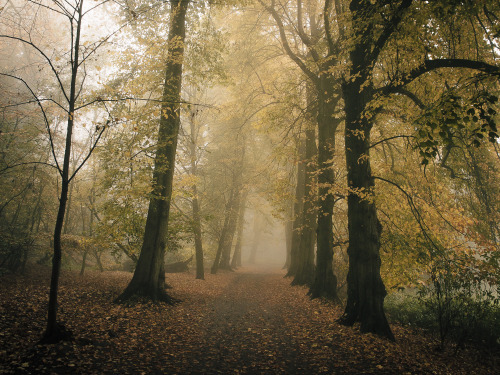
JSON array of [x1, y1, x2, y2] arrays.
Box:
[[286, 139, 306, 277], [231, 191, 247, 269], [192, 190, 204, 279], [338, 0, 402, 341], [283, 205, 293, 269], [188, 112, 205, 280], [219, 188, 240, 270], [41, 0, 84, 344], [308, 76, 340, 301], [116, 0, 189, 304], [248, 211, 259, 264], [211, 187, 238, 274], [292, 127, 317, 286]]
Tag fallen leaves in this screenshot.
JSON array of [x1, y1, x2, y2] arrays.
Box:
[[0, 265, 497, 374]]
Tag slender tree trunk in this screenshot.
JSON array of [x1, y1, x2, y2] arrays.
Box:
[[79, 203, 87, 276], [286, 139, 306, 277], [248, 211, 259, 264], [309, 77, 340, 301], [220, 144, 245, 270], [93, 249, 103, 272], [192, 190, 204, 279], [41, 1, 84, 343], [116, 0, 189, 303], [188, 113, 205, 279], [293, 127, 317, 286], [231, 191, 247, 269], [80, 249, 88, 276], [211, 193, 233, 274], [219, 188, 240, 270], [283, 205, 293, 269], [62, 180, 74, 234]]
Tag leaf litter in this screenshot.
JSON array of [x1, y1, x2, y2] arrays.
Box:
[[0, 265, 497, 374]]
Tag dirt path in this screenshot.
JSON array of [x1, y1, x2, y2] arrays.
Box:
[[0, 266, 497, 374], [178, 272, 316, 374]]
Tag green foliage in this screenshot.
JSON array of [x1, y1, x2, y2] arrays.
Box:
[[418, 248, 500, 349], [415, 89, 498, 165], [385, 291, 435, 329]]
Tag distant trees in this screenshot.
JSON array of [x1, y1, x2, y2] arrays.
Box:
[[259, 0, 342, 301]]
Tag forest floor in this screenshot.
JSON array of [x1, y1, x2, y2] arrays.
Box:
[[0, 265, 498, 374]]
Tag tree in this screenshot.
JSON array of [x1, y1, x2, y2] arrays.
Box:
[[0, 0, 116, 342], [292, 125, 317, 286], [339, 0, 499, 340], [258, 0, 343, 300], [116, 0, 190, 303], [186, 106, 206, 279], [210, 137, 246, 273]]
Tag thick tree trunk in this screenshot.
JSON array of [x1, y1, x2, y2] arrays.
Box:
[[292, 128, 317, 286], [338, 0, 394, 340], [116, 0, 188, 304], [309, 77, 340, 301], [286, 139, 306, 277], [341, 79, 393, 339]]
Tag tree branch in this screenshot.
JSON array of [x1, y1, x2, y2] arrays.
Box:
[[370, 0, 413, 64], [393, 58, 500, 89], [258, 0, 318, 85]]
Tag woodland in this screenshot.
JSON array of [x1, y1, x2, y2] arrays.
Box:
[[0, 0, 499, 373]]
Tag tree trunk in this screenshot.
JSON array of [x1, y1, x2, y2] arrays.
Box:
[[283, 205, 293, 269], [341, 78, 393, 339], [308, 76, 340, 301], [189, 113, 205, 280], [80, 249, 88, 276], [211, 187, 234, 274], [79, 203, 87, 276], [219, 189, 240, 270], [338, 0, 394, 340], [116, 0, 189, 304], [231, 191, 247, 269], [62, 179, 74, 234], [41, 0, 84, 343], [292, 127, 317, 286], [248, 211, 259, 264], [286, 139, 306, 277], [192, 191, 204, 279]]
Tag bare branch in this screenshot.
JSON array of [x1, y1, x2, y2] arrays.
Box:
[[0, 73, 62, 173], [0, 35, 70, 103], [258, 0, 318, 85]]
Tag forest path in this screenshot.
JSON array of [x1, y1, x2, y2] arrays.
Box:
[[178, 270, 320, 374], [0, 266, 495, 374]]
